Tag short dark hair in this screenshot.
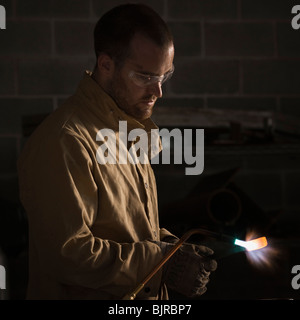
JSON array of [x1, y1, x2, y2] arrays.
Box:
[[94, 3, 173, 66]]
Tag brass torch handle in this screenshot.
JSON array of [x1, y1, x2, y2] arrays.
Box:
[[122, 229, 203, 300]]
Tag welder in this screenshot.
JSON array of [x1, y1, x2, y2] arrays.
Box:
[[18, 4, 217, 300]]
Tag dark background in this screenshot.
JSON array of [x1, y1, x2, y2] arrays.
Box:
[[0, 0, 300, 300]]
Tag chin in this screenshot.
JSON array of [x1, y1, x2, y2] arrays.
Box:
[[131, 105, 153, 121], [138, 110, 153, 121]]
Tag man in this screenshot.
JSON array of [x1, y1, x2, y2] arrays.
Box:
[[18, 4, 216, 300]]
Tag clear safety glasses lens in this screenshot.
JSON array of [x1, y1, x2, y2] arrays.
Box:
[[129, 65, 174, 88]]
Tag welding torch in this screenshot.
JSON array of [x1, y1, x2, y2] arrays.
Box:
[[122, 228, 267, 300]]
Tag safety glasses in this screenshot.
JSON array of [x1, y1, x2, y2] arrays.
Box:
[[128, 65, 174, 88]]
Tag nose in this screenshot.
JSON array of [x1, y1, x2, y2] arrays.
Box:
[[148, 82, 163, 98]]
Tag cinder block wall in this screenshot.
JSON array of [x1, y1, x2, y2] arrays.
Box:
[[0, 0, 300, 299]]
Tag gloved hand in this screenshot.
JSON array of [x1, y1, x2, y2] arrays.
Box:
[[153, 240, 217, 297]]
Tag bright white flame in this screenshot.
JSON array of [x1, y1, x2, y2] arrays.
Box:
[[234, 237, 268, 251], [235, 239, 248, 249]]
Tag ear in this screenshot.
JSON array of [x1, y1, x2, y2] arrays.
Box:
[[96, 53, 115, 75]]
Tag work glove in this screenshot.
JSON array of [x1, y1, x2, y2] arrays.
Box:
[[152, 240, 217, 297]]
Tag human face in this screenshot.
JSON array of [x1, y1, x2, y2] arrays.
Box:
[[109, 33, 174, 121]]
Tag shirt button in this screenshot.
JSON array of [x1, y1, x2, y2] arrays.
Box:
[[145, 182, 148, 189]]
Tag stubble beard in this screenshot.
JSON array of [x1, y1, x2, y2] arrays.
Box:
[[108, 71, 155, 121]]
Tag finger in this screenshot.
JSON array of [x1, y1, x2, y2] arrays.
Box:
[[194, 245, 214, 256], [195, 272, 210, 287], [202, 257, 218, 272], [190, 283, 207, 297], [189, 271, 211, 297]]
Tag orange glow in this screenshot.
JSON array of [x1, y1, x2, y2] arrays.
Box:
[[234, 236, 268, 251], [245, 237, 268, 251]]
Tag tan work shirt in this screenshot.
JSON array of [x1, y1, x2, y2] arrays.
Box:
[[17, 72, 174, 300]]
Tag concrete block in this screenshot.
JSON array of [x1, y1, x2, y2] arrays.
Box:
[[205, 22, 274, 57], [170, 59, 239, 94]]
